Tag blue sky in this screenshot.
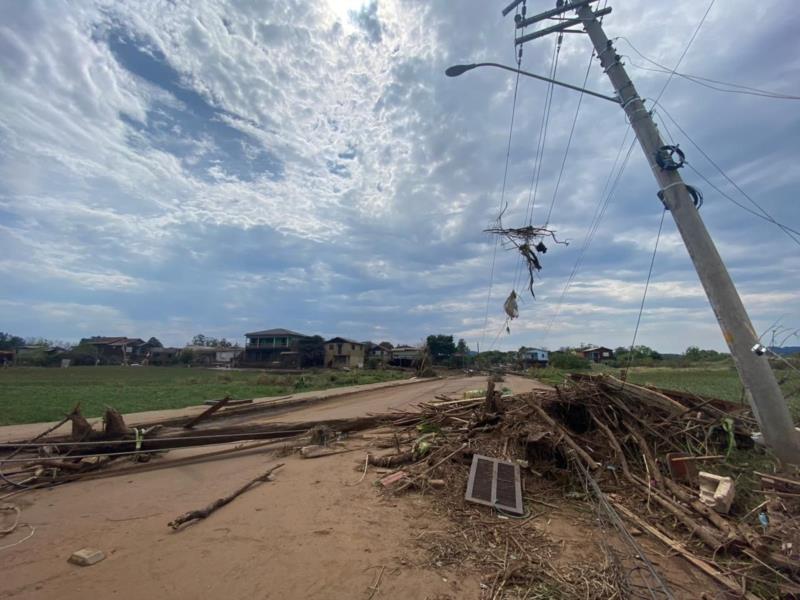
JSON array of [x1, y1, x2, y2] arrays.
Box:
[[0, 0, 798, 352]]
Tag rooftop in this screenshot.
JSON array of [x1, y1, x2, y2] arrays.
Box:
[[325, 337, 363, 346], [244, 328, 308, 338]]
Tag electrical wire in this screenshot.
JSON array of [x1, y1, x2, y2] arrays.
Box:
[[543, 131, 637, 341], [480, 2, 528, 353], [652, 103, 800, 246], [575, 460, 675, 600], [544, 49, 595, 227], [617, 37, 800, 101], [512, 34, 563, 295], [653, 0, 716, 104], [622, 208, 667, 381]]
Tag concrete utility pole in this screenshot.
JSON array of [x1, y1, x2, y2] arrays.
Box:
[[510, 1, 800, 463]]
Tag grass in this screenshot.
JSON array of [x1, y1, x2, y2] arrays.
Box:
[[0, 367, 411, 426]]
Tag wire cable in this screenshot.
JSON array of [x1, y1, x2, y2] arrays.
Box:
[[652, 103, 800, 246], [480, 5, 528, 352], [543, 131, 637, 341], [617, 37, 800, 101], [544, 49, 595, 227], [622, 208, 667, 381], [653, 0, 716, 104], [509, 33, 563, 297]]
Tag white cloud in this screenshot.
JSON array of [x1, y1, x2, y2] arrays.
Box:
[[0, 0, 798, 352]]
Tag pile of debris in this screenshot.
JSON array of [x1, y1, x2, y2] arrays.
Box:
[[2, 374, 798, 597], [359, 375, 800, 598]]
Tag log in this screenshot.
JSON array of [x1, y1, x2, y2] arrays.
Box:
[[168, 463, 284, 530], [69, 405, 94, 441], [4, 414, 391, 454], [590, 410, 631, 479], [601, 375, 686, 416], [104, 407, 130, 438], [612, 502, 759, 600], [368, 451, 414, 468], [183, 397, 231, 429], [527, 401, 600, 469], [630, 475, 725, 549]]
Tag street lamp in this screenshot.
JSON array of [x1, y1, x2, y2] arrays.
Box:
[[445, 61, 619, 104]]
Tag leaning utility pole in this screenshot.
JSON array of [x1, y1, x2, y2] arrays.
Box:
[[508, 1, 800, 463]]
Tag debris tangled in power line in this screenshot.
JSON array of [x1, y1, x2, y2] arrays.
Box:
[[503, 290, 519, 320], [485, 225, 567, 297]]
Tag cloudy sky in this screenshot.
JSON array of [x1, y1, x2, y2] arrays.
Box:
[[1, 0, 798, 352]]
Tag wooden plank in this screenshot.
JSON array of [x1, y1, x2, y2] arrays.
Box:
[[183, 396, 231, 429], [601, 375, 687, 415]]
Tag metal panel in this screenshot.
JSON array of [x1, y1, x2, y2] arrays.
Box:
[[465, 454, 524, 515]]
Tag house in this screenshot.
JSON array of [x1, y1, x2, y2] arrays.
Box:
[[148, 347, 182, 365], [183, 345, 242, 367], [244, 329, 310, 366], [580, 346, 614, 362], [369, 342, 392, 364], [390, 345, 421, 367], [0, 349, 15, 366], [521, 347, 549, 367], [79, 337, 150, 364], [325, 337, 365, 369]]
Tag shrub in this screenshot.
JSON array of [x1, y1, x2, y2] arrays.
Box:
[[549, 352, 591, 370], [256, 374, 271, 385]]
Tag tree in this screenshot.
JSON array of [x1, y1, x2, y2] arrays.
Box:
[[180, 349, 195, 364], [190, 334, 228, 347], [298, 335, 325, 368], [456, 338, 470, 354], [0, 332, 24, 350], [378, 341, 394, 349], [147, 337, 164, 348], [426, 335, 456, 364], [550, 352, 591, 370]]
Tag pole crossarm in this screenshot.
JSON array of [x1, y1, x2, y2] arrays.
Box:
[[515, 0, 600, 28], [515, 7, 612, 46]]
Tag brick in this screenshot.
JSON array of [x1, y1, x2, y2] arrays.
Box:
[[68, 548, 105, 566]]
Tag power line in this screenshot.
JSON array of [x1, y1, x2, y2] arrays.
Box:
[[653, 0, 716, 104], [652, 103, 800, 246], [544, 49, 595, 227], [543, 131, 637, 341], [480, 6, 528, 351], [512, 34, 563, 294], [545, 1, 712, 345], [623, 208, 667, 380], [617, 37, 800, 101]]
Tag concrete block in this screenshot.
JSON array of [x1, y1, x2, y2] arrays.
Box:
[[698, 471, 735, 514], [68, 548, 105, 566]]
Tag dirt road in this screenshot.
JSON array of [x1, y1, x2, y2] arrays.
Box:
[[249, 374, 547, 424], [1, 375, 549, 600]]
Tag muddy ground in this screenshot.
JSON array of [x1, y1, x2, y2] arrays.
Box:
[[1, 375, 719, 599]]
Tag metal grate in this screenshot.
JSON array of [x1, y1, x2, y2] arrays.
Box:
[[465, 454, 523, 515]]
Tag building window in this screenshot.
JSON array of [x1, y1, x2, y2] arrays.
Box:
[[351, 344, 355, 350], [329, 344, 334, 350]]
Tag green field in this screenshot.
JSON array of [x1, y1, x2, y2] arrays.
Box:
[[0, 367, 411, 426]]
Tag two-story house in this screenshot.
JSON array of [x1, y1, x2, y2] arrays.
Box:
[[244, 328, 309, 366], [325, 337, 365, 368]]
